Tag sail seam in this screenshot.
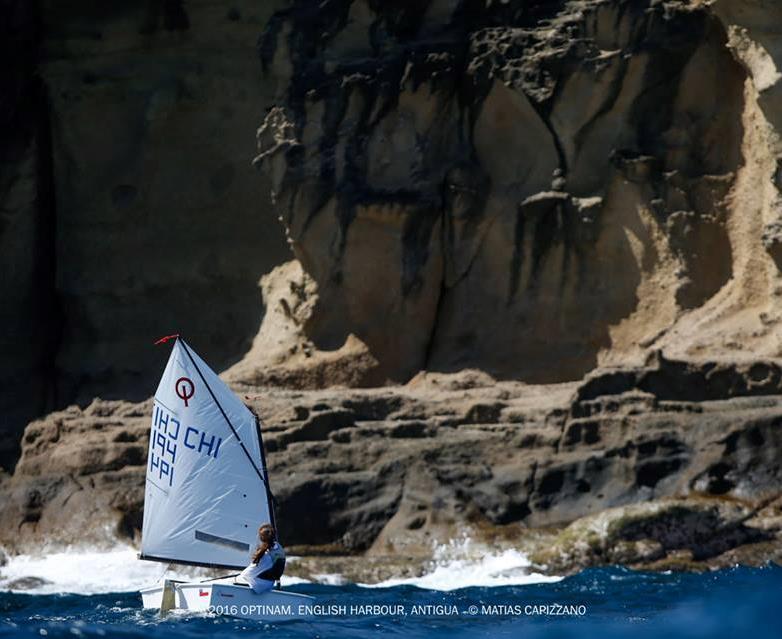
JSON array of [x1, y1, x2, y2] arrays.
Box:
[[153, 397, 178, 416], [146, 476, 171, 496]]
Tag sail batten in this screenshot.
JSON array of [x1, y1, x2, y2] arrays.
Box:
[[140, 338, 272, 568], [194, 530, 250, 551]]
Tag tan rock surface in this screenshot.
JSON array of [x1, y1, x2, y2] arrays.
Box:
[[246, 0, 782, 386], [1, 358, 780, 576]]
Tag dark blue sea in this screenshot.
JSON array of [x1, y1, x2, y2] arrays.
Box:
[[1, 565, 780, 639]]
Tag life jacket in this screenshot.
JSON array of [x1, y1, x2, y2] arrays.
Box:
[[257, 542, 286, 581]]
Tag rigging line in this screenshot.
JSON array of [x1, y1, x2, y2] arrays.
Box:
[[200, 572, 241, 583], [155, 562, 171, 584], [178, 338, 269, 491]]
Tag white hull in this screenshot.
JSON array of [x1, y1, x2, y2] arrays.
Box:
[[140, 578, 315, 620]]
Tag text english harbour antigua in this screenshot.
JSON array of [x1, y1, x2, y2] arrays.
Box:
[[207, 603, 588, 617]]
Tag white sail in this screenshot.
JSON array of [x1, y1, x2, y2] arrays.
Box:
[[140, 338, 273, 569]]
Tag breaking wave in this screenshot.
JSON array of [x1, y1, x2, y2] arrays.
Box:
[[0, 546, 307, 595], [0, 538, 557, 595], [361, 537, 562, 590]]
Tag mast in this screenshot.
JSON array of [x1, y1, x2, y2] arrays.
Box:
[[254, 412, 278, 535]]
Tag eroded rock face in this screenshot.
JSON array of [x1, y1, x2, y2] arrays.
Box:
[[5, 0, 782, 472], [529, 495, 782, 574], [1, 357, 780, 566], [223, 260, 384, 387], [3, 0, 782, 576], [252, 0, 782, 384]]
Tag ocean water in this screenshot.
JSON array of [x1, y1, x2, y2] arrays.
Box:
[[0, 547, 779, 639]]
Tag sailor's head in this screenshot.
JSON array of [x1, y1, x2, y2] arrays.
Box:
[[258, 523, 276, 543]]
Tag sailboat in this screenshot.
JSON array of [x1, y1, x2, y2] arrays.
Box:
[[138, 337, 314, 619]]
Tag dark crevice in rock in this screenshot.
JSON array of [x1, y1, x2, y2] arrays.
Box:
[[422, 219, 447, 371], [33, 79, 62, 437]]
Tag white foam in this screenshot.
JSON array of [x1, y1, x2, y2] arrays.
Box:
[[0, 546, 307, 595], [311, 573, 349, 586], [0, 539, 561, 594], [360, 537, 562, 591]]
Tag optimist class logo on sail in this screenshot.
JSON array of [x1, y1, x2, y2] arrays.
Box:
[[149, 399, 224, 488], [176, 377, 195, 406]]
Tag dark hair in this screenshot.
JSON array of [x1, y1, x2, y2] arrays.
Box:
[[252, 523, 276, 564]]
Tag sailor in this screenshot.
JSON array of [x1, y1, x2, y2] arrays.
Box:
[[238, 523, 286, 593]]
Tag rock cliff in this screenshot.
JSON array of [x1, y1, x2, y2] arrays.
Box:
[[248, 0, 782, 387], [0, 0, 292, 470], [2, 0, 782, 576], [1, 356, 780, 576]]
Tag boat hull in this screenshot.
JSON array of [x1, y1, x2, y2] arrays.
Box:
[[140, 579, 315, 620]]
